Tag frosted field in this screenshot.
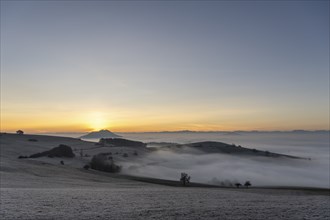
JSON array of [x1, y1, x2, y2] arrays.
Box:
[[1, 133, 329, 219], [1, 187, 329, 220]]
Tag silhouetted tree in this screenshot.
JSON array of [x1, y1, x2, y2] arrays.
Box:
[[235, 183, 242, 188], [180, 173, 191, 186], [244, 181, 251, 188], [16, 130, 24, 135], [60, 160, 64, 165]]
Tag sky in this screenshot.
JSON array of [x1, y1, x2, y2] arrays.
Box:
[[1, 0, 329, 133]]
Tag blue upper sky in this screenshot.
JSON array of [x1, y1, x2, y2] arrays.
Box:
[[1, 0, 329, 132]]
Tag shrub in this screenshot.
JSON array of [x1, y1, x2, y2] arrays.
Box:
[[123, 153, 128, 157], [90, 154, 121, 173], [83, 164, 90, 170]]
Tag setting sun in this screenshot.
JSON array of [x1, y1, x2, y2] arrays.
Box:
[[0, 0, 328, 134], [0, 1, 329, 219], [87, 112, 109, 131]]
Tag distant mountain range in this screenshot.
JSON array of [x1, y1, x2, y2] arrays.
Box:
[[80, 129, 121, 139], [141, 130, 329, 134]]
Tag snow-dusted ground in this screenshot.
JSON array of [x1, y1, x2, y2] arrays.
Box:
[[0, 133, 329, 219], [2, 187, 329, 220]]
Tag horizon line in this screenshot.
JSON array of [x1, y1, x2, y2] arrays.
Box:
[[1, 129, 329, 134]]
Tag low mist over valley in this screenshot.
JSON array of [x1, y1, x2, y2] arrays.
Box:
[[1, 0, 329, 219]]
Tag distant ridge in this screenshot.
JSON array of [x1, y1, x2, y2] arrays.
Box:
[[80, 129, 121, 139], [134, 130, 329, 134], [157, 141, 304, 159]]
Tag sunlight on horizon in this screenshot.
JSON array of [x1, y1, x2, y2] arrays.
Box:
[[86, 112, 109, 131], [0, 1, 328, 133]]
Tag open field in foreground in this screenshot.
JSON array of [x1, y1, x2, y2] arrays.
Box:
[[0, 133, 329, 219]]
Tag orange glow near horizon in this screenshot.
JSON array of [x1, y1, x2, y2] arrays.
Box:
[[1, 1, 329, 134], [86, 111, 111, 131], [1, 108, 329, 133], [1, 100, 328, 133]]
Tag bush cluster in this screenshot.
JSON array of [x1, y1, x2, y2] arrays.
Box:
[[90, 154, 121, 173]]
